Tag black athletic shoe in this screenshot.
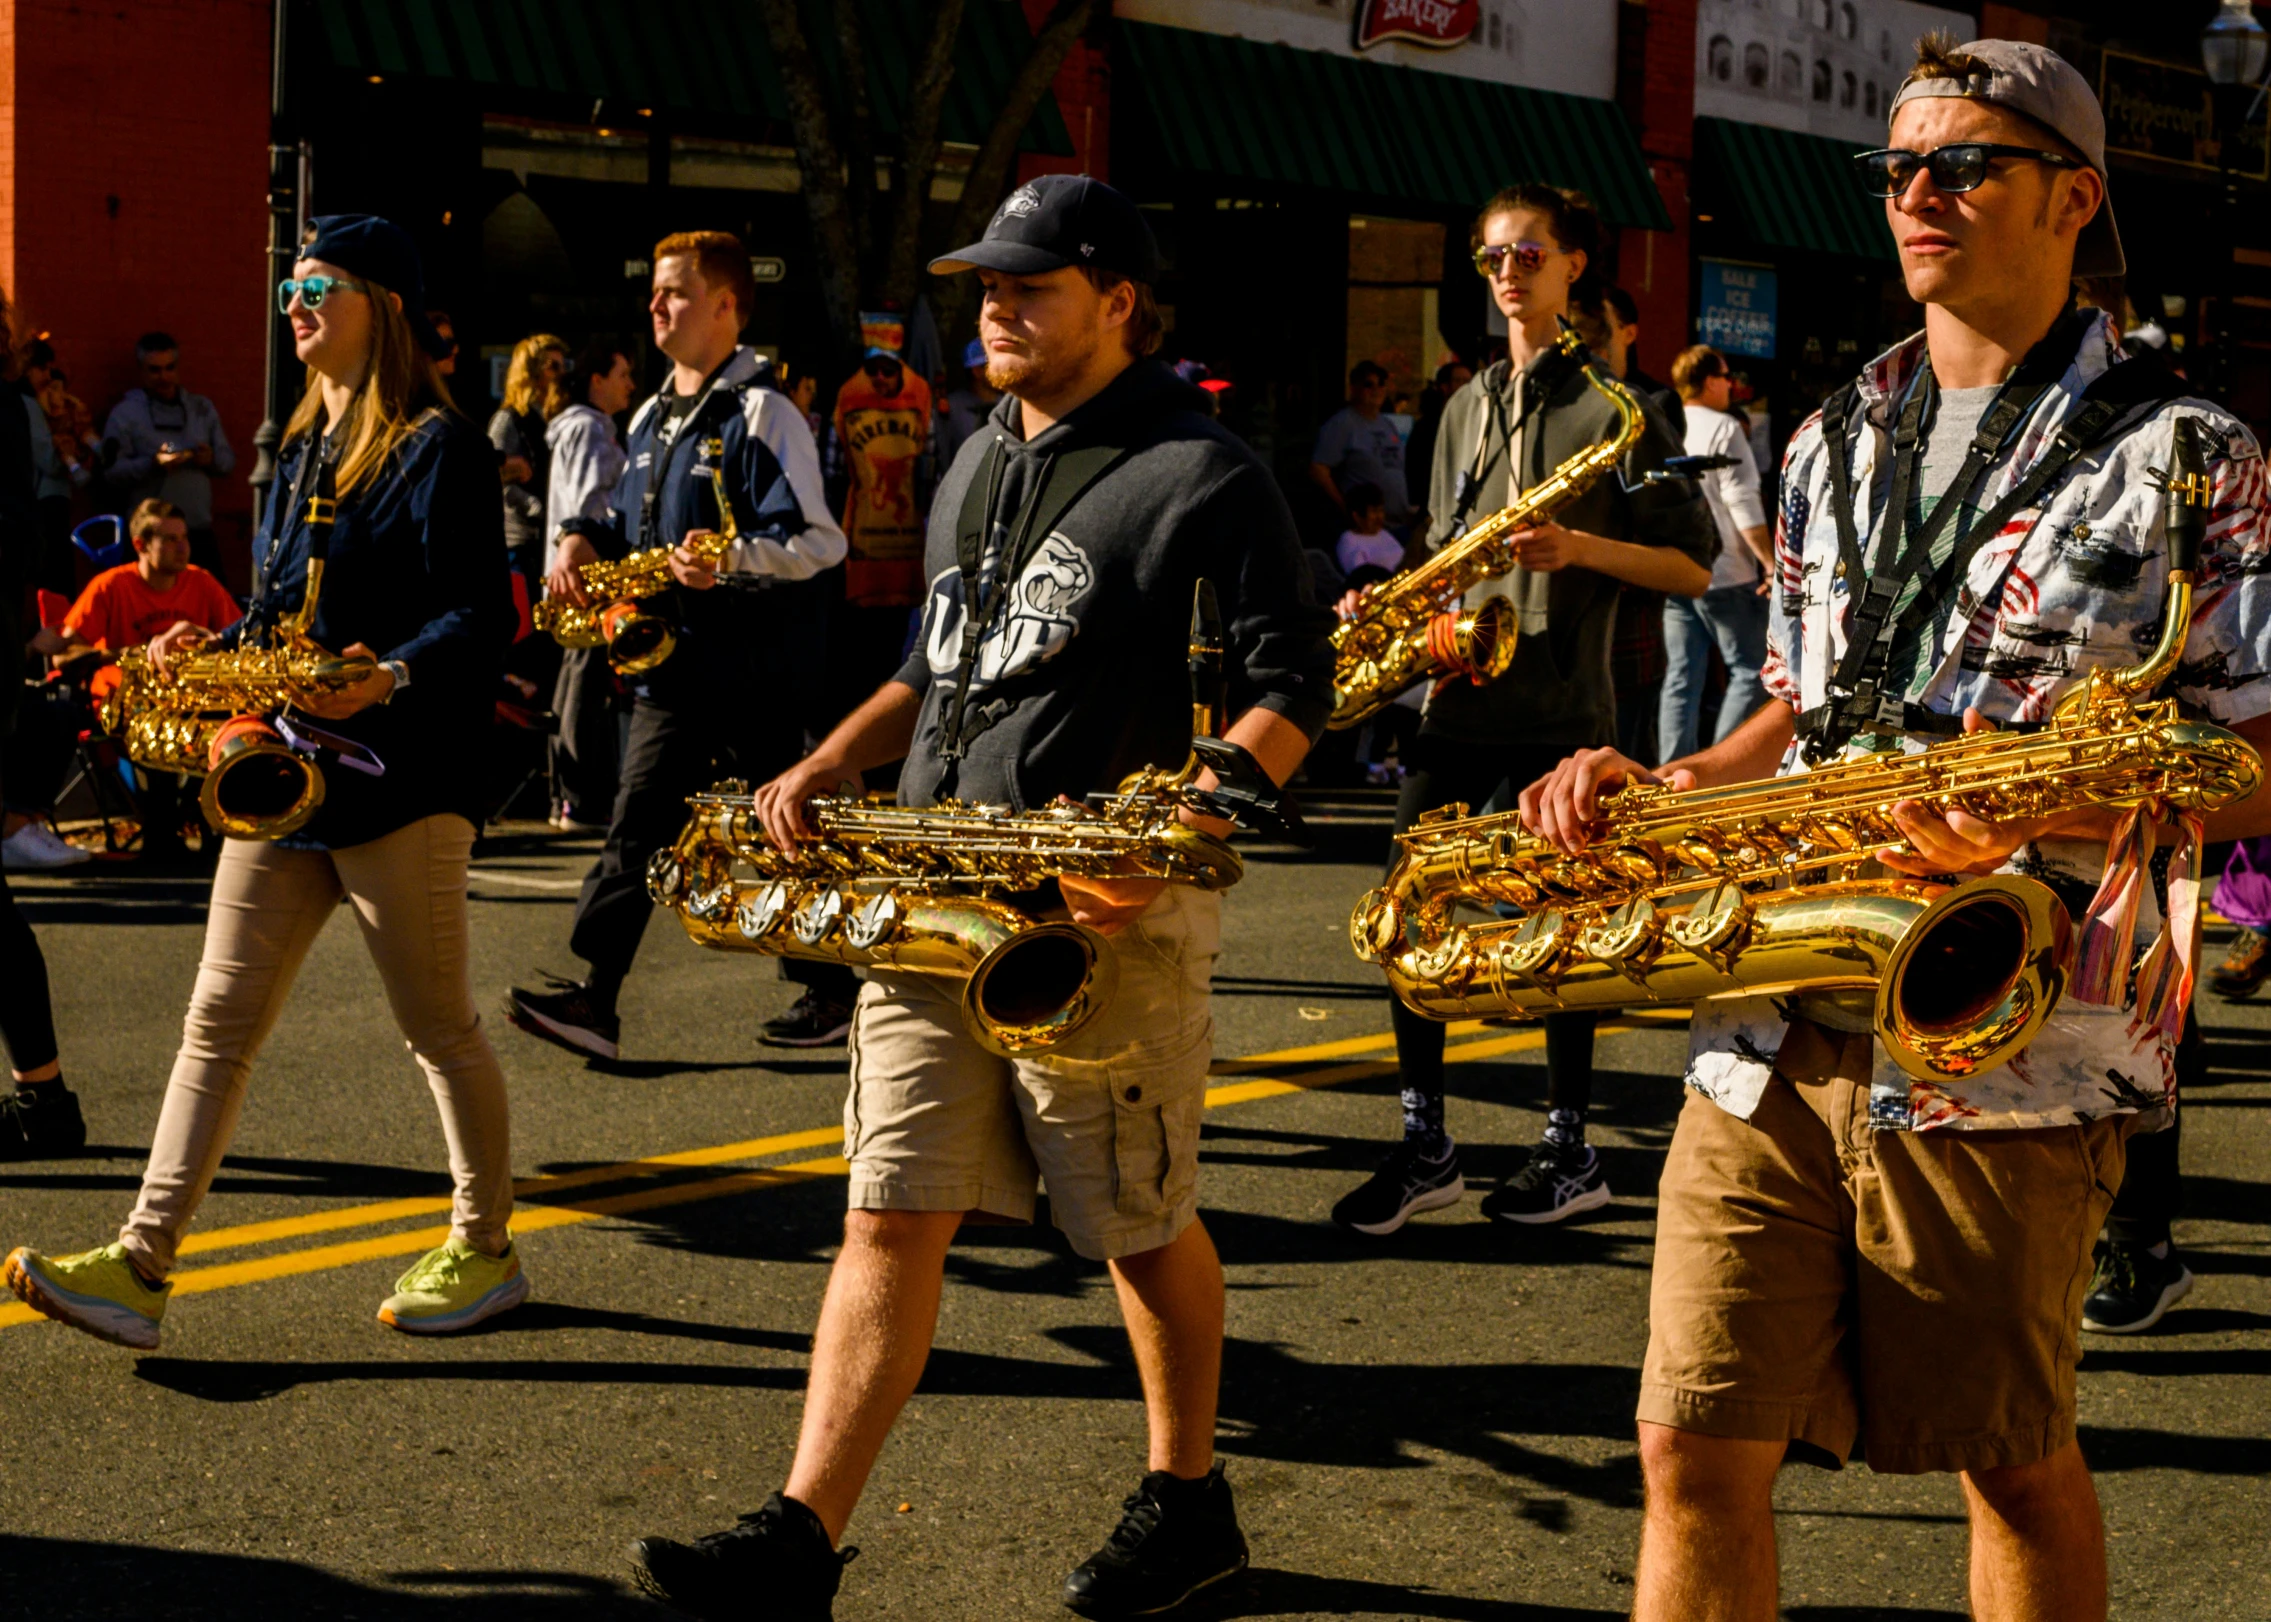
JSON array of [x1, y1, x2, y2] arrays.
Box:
[[632, 1492, 855, 1621], [760, 990, 854, 1049], [1479, 1140, 1613, 1225], [503, 976, 621, 1061], [2083, 1242, 2195, 1334], [1330, 1139, 1464, 1235], [0, 1083, 86, 1161], [1063, 1466, 1250, 1618]]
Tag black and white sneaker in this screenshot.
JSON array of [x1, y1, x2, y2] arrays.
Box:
[[760, 991, 854, 1049], [0, 1083, 86, 1161], [503, 976, 621, 1061], [633, 1492, 855, 1621], [1480, 1141, 1612, 1225], [2082, 1242, 2195, 1334], [1063, 1466, 1249, 1618], [1330, 1140, 1464, 1235]]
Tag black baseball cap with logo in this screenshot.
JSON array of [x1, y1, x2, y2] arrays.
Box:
[[929, 174, 1159, 284]]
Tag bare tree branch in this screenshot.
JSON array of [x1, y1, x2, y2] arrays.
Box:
[[757, 0, 861, 352], [834, 0, 880, 302], [939, 0, 1096, 254], [879, 0, 969, 315]]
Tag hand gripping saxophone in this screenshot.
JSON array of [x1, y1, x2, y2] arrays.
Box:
[[97, 538, 377, 842], [1352, 417, 2261, 1081], [533, 435, 736, 674], [1327, 328, 1647, 729], [648, 584, 1302, 1055]]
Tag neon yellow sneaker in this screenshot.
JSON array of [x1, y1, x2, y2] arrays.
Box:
[[378, 1236, 528, 1334], [4, 1243, 169, 1349]]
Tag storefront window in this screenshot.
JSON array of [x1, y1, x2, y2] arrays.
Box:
[[1347, 216, 1449, 413]]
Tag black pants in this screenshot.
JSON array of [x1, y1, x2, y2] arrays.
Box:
[[1388, 733, 1597, 1133], [549, 645, 622, 820], [2105, 1011, 2198, 1249], [0, 758, 58, 1077], [1, 686, 85, 816], [568, 690, 852, 1006]]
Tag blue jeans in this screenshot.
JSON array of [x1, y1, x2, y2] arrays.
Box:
[[1659, 585, 1770, 762]]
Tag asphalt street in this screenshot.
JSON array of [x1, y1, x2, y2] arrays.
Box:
[[2, 799, 2266, 1621]]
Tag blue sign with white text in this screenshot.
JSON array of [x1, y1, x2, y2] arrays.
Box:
[[1697, 260, 1777, 360]]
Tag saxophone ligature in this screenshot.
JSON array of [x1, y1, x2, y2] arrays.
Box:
[[1328, 327, 1648, 729], [534, 435, 736, 674], [1352, 415, 2261, 1081], [648, 583, 1300, 1055]]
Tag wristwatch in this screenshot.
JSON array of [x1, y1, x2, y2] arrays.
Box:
[[380, 659, 411, 701]]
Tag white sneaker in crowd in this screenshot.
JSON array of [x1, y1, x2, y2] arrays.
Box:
[[1, 823, 91, 870]]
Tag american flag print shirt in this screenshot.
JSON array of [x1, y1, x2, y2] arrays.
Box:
[[1686, 311, 2271, 1132]]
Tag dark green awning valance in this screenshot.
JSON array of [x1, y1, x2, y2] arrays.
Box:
[[310, 0, 1073, 154], [1694, 116, 1893, 262], [1120, 22, 1670, 230]]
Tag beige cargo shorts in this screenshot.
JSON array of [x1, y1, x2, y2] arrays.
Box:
[[843, 883, 1220, 1262]]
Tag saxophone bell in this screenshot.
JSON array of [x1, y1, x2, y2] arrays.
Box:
[[201, 714, 325, 841], [601, 602, 677, 674]]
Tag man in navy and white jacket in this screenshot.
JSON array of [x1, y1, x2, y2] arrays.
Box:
[[506, 231, 850, 1062]]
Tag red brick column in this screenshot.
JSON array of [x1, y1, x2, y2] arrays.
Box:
[[1017, 2, 1110, 185], [1616, 0, 1697, 379]]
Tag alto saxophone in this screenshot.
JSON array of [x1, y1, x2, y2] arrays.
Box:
[[648, 585, 1297, 1055], [1352, 417, 2262, 1082], [1329, 328, 1647, 728], [98, 555, 375, 841], [534, 435, 735, 674]]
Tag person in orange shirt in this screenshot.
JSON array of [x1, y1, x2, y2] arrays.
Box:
[[37, 499, 241, 659]]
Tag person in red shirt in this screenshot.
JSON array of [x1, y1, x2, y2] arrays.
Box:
[[39, 499, 240, 658]]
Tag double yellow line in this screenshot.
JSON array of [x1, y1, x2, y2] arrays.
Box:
[[0, 1012, 1684, 1332]]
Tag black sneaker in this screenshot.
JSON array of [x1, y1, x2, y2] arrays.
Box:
[[632, 1492, 855, 1621], [503, 976, 621, 1061], [2082, 1242, 2195, 1334], [1480, 1140, 1613, 1225], [1330, 1139, 1463, 1236], [0, 1083, 86, 1161], [1063, 1466, 1249, 1618], [760, 990, 854, 1049]]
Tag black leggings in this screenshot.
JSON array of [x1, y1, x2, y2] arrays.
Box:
[[1386, 734, 1596, 1139], [0, 852, 59, 1077], [2104, 1011, 2197, 1249]]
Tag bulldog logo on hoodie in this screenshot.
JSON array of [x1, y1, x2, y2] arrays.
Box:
[[922, 531, 1095, 691]]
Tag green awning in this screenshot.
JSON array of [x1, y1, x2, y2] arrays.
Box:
[[1694, 116, 1893, 261], [1119, 22, 1670, 230], [310, 0, 1073, 154]]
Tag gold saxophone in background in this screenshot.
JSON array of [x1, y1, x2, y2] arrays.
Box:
[[534, 435, 735, 674], [98, 555, 375, 842], [648, 584, 1300, 1055], [1328, 328, 1647, 729], [1352, 417, 2261, 1082]]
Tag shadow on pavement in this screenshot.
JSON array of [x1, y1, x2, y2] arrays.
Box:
[[0, 1150, 452, 1200], [2079, 1426, 2271, 1473], [1194, 1566, 1624, 1619], [0, 1537, 649, 1619]]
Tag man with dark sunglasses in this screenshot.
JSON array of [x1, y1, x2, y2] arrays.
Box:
[[1520, 34, 2271, 1619]]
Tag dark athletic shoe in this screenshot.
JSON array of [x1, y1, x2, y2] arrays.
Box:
[[632, 1492, 855, 1621], [1330, 1140, 1463, 1235], [2082, 1243, 2195, 1334], [760, 991, 854, 1049], [0, 1083, 86, 1161], [1063, 1466, 1249, 1618], [2210, 928, 2271, 999], [503, 976, 621, 1062], [1479, 1141, 1613, 1225]]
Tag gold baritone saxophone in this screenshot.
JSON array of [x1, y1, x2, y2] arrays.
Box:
[[648, 584, 1303, 1055], [1351, 416, 2262, 1082], [1328, 327, 1647, 729], [533, 434, 735, 674], [96, 555, 375, 842]]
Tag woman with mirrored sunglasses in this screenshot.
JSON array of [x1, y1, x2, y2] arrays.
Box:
[[3, 214, 525, 1353], [1327, 182, 1716, 1240]]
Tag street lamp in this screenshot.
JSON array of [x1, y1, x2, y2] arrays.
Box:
[[2200, 0, 2267, 402]]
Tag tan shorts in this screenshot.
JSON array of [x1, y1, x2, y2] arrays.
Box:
[[843, 884, 1219, 1262], [1639, 1020, 2133, 1475]]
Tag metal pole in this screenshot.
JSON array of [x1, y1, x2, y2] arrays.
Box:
[[248, 0, 299, 536]]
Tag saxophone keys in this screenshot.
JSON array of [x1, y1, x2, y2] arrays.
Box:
[[646, 852, 688, 905], [687, 881, 737, 925], [791, 887, 845, 946], [1500, 910, 1574, 990], [1667, 882, 1753, 973], [738, 881, 794, 942], [1578, 897, 1665, 985], [844, 891, 904, 950], [1348, 889, 1403, 963]]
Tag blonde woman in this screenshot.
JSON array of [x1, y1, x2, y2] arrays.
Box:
[[491, 330, 570, 597], [3, 214, 523, 1348]]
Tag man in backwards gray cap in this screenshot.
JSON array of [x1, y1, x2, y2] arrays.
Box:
[[1521, 34, 2271, 1618]]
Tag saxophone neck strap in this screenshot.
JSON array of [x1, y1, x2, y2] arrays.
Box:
[[253, 431, 342, 644], [636, 356, 741, 551], [1798, 324, 2180, 761], [1449, 349, 1572, 533]]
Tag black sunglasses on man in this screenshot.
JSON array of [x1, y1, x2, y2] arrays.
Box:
[[1853, 142, 2081, 199]]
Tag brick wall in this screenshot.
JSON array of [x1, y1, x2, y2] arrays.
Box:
[[1016, 0, 1109, 186], [1616, 0, 1698, 380], [0, 0, 271, 579]]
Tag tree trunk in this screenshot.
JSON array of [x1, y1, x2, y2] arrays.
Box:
[[878, 0, 969, 317], [833, 0, 880, 306], [757, 0, 861, 354]]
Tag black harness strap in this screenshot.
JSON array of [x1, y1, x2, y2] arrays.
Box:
[[1447, 341, 1585, 535], [635, 358, 740, 552]]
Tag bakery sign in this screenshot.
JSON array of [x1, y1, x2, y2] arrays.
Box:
[[1352, 0, 1479, 52]]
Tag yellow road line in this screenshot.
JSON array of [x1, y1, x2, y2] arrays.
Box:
[[0, 1017, 1673, 1331]]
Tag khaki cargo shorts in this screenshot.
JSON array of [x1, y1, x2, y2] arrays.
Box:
[[1639, 1020, 2134, 1475], [843, 884, 1219, 1262]]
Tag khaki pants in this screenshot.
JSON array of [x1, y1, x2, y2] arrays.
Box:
[[119, 814, 513, 1278]]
